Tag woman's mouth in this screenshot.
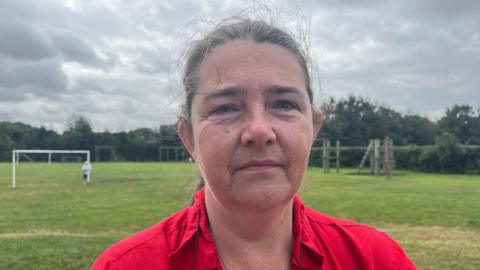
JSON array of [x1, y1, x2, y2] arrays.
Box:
[[236, 160, 283, 173]]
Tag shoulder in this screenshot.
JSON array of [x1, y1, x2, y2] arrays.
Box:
[[302, 206, 388, 246], [90, 205, 195, 270], [302, 207, 417, 269]]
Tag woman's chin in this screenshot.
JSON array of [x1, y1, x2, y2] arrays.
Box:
[[229, 183, 296, 211]]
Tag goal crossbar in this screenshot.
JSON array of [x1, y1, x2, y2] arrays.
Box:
[[12, 150, 91, 188]]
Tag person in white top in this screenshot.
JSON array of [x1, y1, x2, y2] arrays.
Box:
[[82, 161, 92, 186]]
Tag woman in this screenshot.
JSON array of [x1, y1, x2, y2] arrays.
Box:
[[91, 19, 417, 270]]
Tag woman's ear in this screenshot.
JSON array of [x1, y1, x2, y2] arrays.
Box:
[[178, 119, 196, 161], [312, 108, 324, 143]]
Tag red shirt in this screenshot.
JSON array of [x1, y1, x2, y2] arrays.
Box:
[[91, 188, 417, 270]]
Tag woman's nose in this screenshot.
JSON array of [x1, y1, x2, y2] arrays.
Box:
[[240, 108, 276, 147]]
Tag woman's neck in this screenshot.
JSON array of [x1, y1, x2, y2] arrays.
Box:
[[205, 189, 294, 270]]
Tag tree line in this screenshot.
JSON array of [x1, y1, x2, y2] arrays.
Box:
[[317, 96, 480, 174], [0, 116, 181, 162], [318, 96, 480, 146], [1, 96, 479, 172]]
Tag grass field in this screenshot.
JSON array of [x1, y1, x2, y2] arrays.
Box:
[[0, 162, 479, 270]]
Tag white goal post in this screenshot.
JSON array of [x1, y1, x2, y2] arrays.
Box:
[[12, 150, 91, 188]]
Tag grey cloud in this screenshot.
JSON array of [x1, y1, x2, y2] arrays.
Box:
[[50, 31, 108, 69], [70, 74, 172, 98], [303, 0, 480, 17], [69, 77, 106, 95], [301, 0, 383, 12], [0, 57, 68, 97], [0, 19, 54, 61], [0, 110, 14, 121], [138, 0, 203, 33], [135, 47, 172, 75], [69, 76, 131, 96], [396, 0, 480, 19], [58, 88, 179, 132], [0, 0, 40, 23], [309, 0, 480, 117], [0, 87, 29, 102], [0, 0, 117, 67], [0, 97, 71, 131], [1, 0, 479, 131]]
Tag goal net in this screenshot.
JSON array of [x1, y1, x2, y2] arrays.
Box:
[[11, 150, 91, 188]]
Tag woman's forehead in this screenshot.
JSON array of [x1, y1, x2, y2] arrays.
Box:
[[200, 40, 301, 71], [196, 40, 307, 96]]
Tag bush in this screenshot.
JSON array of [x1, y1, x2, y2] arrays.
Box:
[[418, 147, 440, 172], [308, 147, 369, 168], [309, 135, 480, 174], [434, 133, 465, 173], [464, 147, 480, 174], [412, 133, 478, 174], [395, 145, 423, 170]]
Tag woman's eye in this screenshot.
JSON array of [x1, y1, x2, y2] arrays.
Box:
[[274, 100, 298, 111], [211, 105, 236, 115]]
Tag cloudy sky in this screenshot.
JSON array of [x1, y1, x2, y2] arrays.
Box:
[[1, 0, 479, 132]]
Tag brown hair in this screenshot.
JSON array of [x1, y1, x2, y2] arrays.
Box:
[[181, 18, 313, 131]]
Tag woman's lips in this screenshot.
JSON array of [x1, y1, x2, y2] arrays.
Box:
[[236, 160, 282, 173]]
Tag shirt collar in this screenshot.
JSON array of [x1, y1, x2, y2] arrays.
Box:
[[168, 188, 220, 269], [169, 189, 324, 269], [291, 195, 325, 269]]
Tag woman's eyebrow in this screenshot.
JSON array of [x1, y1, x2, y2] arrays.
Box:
[[202, 87, 244, 102], [201, 85, 303, 103], [265, 86, 303, 97]]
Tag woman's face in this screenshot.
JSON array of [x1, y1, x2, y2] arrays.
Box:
[[180, 40, 322, 210]]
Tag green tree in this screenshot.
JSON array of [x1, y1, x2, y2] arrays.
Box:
[[62, 116, 95, 150], [319, 96, 379, 145], [434, 133, 465, 173], [400, 115, 438, 145], [418, 133, 465, 173], [468, 109, 480, 144], [0, 122, 62, 161], [319, 96, 404, 146], [438, 105, 478, 144], [158, 124, 181, 146], [129, 128, 154, 142], [0, 133, 15, 160]]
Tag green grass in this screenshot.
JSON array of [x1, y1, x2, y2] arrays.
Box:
[[0, 162, 479, 269]]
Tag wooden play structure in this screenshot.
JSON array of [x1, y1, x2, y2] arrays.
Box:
[[321, 140, 341, 174], [318, 137, 395, 177], [358, 137, 395, 177]]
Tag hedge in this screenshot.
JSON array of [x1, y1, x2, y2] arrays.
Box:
[[308, 134, 480, 174]]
